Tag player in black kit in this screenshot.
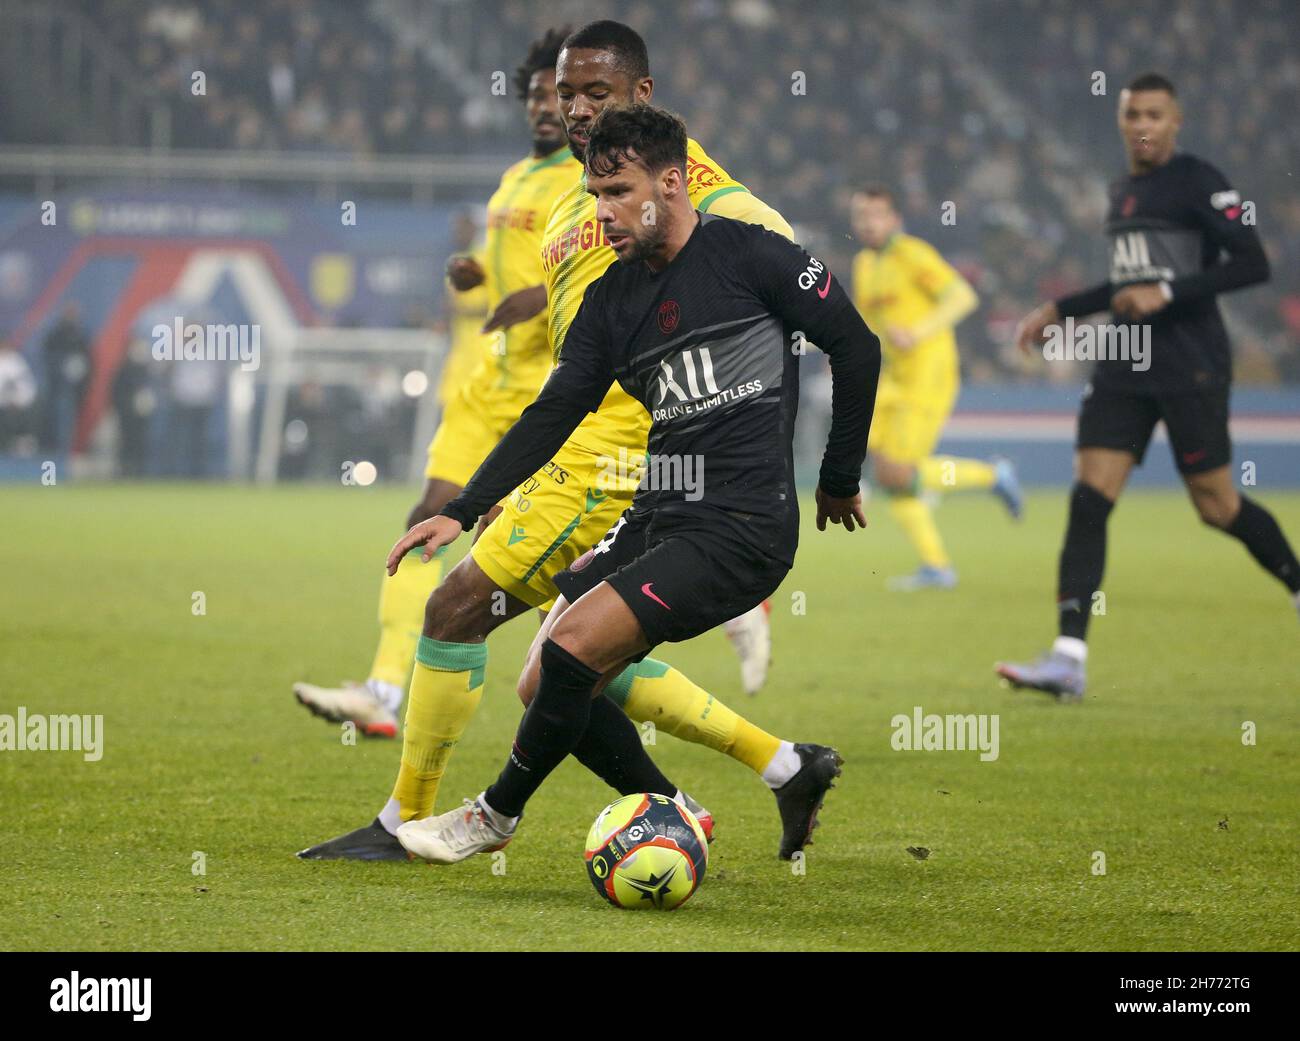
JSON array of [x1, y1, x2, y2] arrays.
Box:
[[382, 104, 881, 863], [998, 73, 1299, 700]]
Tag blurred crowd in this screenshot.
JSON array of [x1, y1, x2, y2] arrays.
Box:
[[49, 0, 1300, 385]]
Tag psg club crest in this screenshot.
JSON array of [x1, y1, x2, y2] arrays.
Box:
[[658, 299, 680, 335]]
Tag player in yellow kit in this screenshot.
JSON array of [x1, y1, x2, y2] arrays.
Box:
[[293, 29, 579, 735], [298, 21, 839, 864], [850, 185, 1023, 590], [435, 210, 495, 406]]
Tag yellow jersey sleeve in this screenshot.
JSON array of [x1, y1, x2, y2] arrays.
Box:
[[851, 250, 871, 314], [683, 138, 749, 212], [895, 236, 960, 300]]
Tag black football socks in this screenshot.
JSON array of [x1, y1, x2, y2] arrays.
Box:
[[571, 693, 677, 798], [1224, 495, 1300, 594], [1056, 482, 1115, 641], [485, 638, 599, 818]]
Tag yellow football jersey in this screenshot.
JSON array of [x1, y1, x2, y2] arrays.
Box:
[[468, 146, 582, 399], [540, 138, 751, 455], [440, 273, 491, 404], [851, 233, 961, 387]]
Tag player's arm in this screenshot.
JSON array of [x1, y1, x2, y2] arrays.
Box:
[[744, 227, 881, 531], [703, 188, 794, 241], [894, 244, 979, 348], [446, 247, 487, 291], [1015, 282, 1109, 353], [385, 297, 613, 572], [482, 284, 546, 333], [1165, 162, 1269, 304]]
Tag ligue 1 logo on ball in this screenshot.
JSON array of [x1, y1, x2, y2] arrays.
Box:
[[658, 299, 680, 334]]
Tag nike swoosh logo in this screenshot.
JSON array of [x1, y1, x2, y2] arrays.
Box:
[[817, 273, 832, 298], [640, 582, 670, 610]]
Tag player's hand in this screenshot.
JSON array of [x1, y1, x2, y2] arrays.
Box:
[[483, 285, 546, 333], [1111, 283, 1166, 320], [446, 256, 486, 292], [1013, 301, 1059, 355], [473, 503, 504, 544], [815, 485, 867, 532], [887, 326, 917, 350], [386, 516, 464, 575]]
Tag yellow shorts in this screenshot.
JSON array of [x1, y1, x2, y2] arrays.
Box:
[[867, 377, 958, 465], [425, 381, 533, 487], [471, 437, 643, 608]]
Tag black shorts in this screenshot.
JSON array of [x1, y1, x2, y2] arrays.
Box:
[[1076, 383, 1231, 475], [552, 508, 789, 655]]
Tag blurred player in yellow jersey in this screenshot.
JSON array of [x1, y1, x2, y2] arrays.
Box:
[[435, 209, 494, 406], [850, 186, 1023, 591], [293, 29, 579, 735], [299, 21, 841, 864]]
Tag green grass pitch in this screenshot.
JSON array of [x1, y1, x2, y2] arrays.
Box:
[[1, 483, 1297, 951]]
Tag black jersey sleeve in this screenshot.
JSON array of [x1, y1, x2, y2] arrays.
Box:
[[1056, 282, 1113, 320], [438, 288, 614, 527], [1170, 160, 1270, 305], [740, 225, 881, 497]]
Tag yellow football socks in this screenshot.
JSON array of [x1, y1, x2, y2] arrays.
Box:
[[389, 635, 486, 823], [368, 547, 444, 692], [888, 495, 951, 569], [607, 659, 781, 776], [918, 456, 997, 493]]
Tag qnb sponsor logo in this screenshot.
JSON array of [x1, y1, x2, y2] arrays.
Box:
[[1109, 231, 1174, 283], [597, 448, 704, 501], [151, 317, 261, 372], [890, 706, 1000, 762], [0, 707, 103, 762], [50, 972, 151, 1021], [1043, 318, 1151, 372], [797, 255, 827, 292], [651, 347, 764, 422]]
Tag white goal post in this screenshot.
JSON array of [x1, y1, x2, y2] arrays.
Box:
[[238, 326, 448, 484]]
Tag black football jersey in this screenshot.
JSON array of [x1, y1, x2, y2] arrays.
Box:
[[1058, 153, 1269, 394]]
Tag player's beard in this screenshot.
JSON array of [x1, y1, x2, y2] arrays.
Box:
[[616, 188, 671, 266]]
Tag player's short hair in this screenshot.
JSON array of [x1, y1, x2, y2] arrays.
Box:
[[853, 184, 897, 208], [561, 20, 650, 80], [584, 104, 687, 181], [1125, 72, 1177, 97], [513, 26, 570, 99]]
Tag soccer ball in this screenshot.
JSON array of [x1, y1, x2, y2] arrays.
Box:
[[584, 793, 709, 910]]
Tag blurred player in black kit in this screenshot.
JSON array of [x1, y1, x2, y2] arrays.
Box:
[[998, 73, 1298, 700]]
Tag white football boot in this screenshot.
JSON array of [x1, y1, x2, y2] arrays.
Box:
[[396, 794, 516, 864], [723, 600, 772, 695], [292, 680, 399, 738]]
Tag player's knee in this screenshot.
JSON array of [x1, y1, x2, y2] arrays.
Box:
[[1072, 479, 1116, 514], [548, 611, 599, 665], [873, 458, 910, 492], [1193, 491, 1236, 530], [422, 565, 494, 642], [516, 658, 540, 706]]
